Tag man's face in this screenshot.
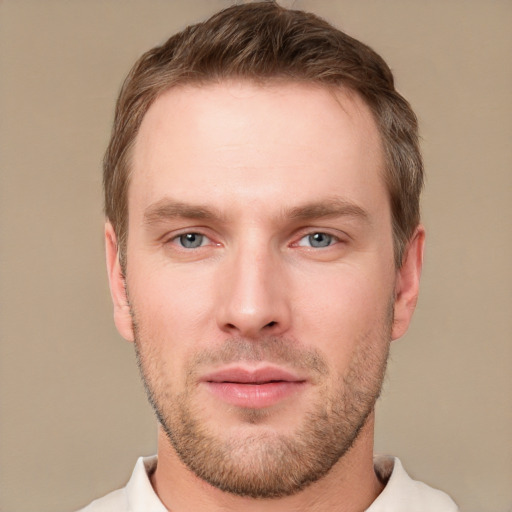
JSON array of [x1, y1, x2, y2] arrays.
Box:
[[106, 81, 422, 497]]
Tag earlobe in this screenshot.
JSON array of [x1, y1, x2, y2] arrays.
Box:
[[105, 222, 134, 342], [391, 225, 425, 341]]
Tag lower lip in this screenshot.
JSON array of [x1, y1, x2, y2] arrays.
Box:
[[204, 381, 306, 408]]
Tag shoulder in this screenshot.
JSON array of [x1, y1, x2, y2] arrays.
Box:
[[76, 487, 128, 512], [75, 456, 163, 512]]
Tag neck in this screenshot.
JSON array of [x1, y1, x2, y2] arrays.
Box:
[[150, 413, 384, 512]]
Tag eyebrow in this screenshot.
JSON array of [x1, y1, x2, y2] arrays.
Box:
[[143, 196, 369, 226], [286, 198, 369, 222], [144, 199, 225, 225]]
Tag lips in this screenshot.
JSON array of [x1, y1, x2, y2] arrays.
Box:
[[201, 366, 307, 409]]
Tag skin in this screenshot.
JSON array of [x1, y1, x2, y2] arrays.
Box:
[[105, 80, 424, 512]]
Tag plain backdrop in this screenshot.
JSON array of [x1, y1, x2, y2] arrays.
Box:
[[0, 1, 511, 511]]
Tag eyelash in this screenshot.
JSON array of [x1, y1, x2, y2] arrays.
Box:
[[166, 230, 343, 250], [296, 232, 340, 248], [168, 232, 214, 249]]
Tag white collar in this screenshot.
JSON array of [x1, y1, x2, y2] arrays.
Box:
[[122, 455, 458, 512], [125, 456, 166, 511], [367, 455, 458, 511]]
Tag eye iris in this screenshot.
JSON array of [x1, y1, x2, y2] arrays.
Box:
[[309, 233, 331, 247], [180, 233, 203, 248]]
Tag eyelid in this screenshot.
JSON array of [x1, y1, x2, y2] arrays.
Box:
[[160, 226, 348, 249], [297, 232, 338, 247], [290, 228, 348, 247], [174, 232, 209, 248], [163, 228, 219, 247]]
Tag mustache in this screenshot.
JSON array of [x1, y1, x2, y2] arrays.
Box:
[[187, 336, 329, 378]]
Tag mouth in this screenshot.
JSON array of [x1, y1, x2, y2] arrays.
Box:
[[200, 366, 307, 409]]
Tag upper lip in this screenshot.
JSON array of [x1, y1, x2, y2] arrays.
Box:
[[201, 366, 306, 384]]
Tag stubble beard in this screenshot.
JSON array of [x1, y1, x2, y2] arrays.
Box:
[[132, 310, 392, 499]]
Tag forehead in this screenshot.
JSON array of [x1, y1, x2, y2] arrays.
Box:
[[129, 80, 386, 217]]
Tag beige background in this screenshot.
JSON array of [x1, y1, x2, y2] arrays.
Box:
[[0, 1, 510, 511]]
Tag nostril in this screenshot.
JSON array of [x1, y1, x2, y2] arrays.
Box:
[[221, 320, 279, 335]]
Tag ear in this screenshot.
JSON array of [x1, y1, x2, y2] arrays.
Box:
[[391, 225, 425, 341], [105, 222, 134, 342]]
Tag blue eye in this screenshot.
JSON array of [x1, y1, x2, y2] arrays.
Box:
[[298, 232, 336, 248], [177, 233, 206, 248], [309, 233, 333, 247], [298, 232, 337, 248]]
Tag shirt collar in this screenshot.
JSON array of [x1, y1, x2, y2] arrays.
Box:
[[125, 456, 167, 512], [125, 454, 457, 512]]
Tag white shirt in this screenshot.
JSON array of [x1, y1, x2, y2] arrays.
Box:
[[78, 455, 459, 512]]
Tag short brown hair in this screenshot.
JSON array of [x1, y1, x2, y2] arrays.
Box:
[[104, 1, 423, 269]]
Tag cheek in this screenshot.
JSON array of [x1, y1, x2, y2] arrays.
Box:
[[290, 263, 394, 362], [127, 262, 217, 376]]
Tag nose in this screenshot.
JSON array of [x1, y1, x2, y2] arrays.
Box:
[[215, 242, 291, 339]]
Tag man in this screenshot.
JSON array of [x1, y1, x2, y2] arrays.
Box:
[[82, 2, 458, 510]]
